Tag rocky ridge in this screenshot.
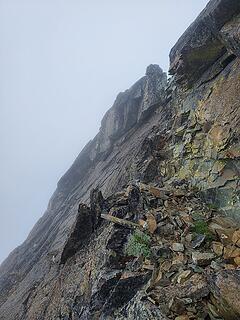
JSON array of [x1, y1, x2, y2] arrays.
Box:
[[0, 0, 240, 319], [47, 182, 240, 320]]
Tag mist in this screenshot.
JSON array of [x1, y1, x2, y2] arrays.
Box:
[[0, 0, 209, 263]]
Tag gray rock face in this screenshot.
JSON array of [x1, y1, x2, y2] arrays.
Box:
[[57, 64, 167, 198], [96, 64, 167, 155], [0, 0, 240, 319], [169, 0, 240, 86]]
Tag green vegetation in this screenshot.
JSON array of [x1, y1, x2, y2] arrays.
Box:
[[206, 203, 218, 210], [125, 230, 151, 258], [192, 220, 213, 241]]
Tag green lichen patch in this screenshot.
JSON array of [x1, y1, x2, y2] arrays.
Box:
[[125, 230, 151, 258]]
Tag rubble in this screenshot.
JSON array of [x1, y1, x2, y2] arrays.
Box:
[[192, 252, 215, 267], [232, 229, 240, 247], [96, 181, 240, 319], [212, 241, 224, 256], [172, 243, 184, 252]]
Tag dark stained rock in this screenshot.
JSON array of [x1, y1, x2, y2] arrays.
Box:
[[89, 270, 122, 315], [116, 293, 170, 320], [127, 184, 142, 214], [169, 0, 240, 86], [98, 272, 151, 318], [142, 158, 160, 183], [90, 188, 107, 228], [60, 204, 94, 264]]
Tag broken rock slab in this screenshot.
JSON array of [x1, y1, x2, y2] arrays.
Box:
[[208, 270, 240, 320], [192, 252, 215, 267]]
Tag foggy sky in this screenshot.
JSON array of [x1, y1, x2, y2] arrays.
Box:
[[0, 0, 209, 263]]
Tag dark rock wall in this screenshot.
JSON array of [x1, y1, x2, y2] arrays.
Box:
[[169, 0, 240, 86]]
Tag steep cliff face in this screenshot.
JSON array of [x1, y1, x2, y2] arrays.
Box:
[[57, 64, 167, 199], [0, 1, 239, 319], [167, 0, 240, 220], [0, 64, 170, 320]]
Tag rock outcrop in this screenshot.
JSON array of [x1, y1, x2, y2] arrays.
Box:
[[169, 0, 240, 86], [0, 0, 239, 319]]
